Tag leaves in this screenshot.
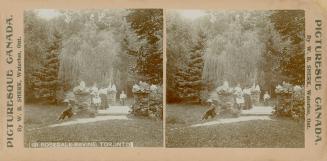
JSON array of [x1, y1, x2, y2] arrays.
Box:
[[127, 9, 163, 85], [30, 29, 62, 103], [167, 10, 304, 103], [25, 9, 162, 102]]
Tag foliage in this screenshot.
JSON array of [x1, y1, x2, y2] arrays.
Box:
[[29, 30, 62, 103], [167, 10, 305, 103], [25, 9, 162, 103], [132, 82, 163, 119], [174, 31, 206, 103], [24, 11, 51, 102], [273, 83, 305, 120], [166, 13, 207, 102], [58, 10, 143, 92], [203, 11, 272, 87], [270, 10, 305, 85], [127, 9, 163, 85], [166, 13, 195, 102]]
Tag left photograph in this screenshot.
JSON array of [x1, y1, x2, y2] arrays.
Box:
[[24, 9, 163, 147]]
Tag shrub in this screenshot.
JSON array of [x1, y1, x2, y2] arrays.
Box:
[[132, 82, 163, 120], [273, 83, 304, 120]]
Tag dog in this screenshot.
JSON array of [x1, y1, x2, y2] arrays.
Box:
[[58, 107, 74, 120], [202, 106, 217, 120], [58, 99, 75, 121]]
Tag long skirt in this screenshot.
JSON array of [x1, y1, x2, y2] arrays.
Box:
[[100, 94, 108, 109], [243, 94, 253, 110]]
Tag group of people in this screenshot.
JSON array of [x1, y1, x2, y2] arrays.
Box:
[[233, 84, 253, 110], [202, 82, 272, 120], [233, 83, 271, 108], [89, 83, 128, 109], [58, 81, 128, 120]]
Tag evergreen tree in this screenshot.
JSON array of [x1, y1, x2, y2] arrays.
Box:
[[270, 10, 305, 85], [175, 32, 206, 103], [258, 38, 284, 95], [31, 31, 61, 103], [24, 11, 50, 102], [127, 9, 163, 84], [166, 12, 194, 102]]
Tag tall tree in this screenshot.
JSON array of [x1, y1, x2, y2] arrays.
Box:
[[31, 30, 62, 103], [24, 11, 50, 102], [202, 12, 264, 87], [175, 31, 206, 103], [166, 12, 194, 102], [58, 10, 142, 90], [127, 9, 163, 84], [270, 10, 305, 85]]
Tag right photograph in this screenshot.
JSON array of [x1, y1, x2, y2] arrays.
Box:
[[166, 10, 305, 148]]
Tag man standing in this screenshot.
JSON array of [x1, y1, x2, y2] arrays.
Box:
[[120, 91, 127, 105]]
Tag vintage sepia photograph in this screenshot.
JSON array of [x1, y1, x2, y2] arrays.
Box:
[[24, 9, 163, 147], [166, 10, 305, 148]]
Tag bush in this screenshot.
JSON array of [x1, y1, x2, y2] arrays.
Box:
[[215, 82, 240, 117], [273, 83, 304, 120], [132, 82, 163, 120]]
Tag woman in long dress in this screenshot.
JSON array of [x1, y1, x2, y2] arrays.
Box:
[[234, 84, 244, 110], [243, 88, 253, 110], [90, 83, 101, 111]]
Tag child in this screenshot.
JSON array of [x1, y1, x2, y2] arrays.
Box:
[[90, 83, 101, 111], [263, 91, 271, 105], [92, 94, 101, 110]]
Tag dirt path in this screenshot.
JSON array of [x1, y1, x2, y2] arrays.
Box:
[[49, 106, 132, 127], [49, 115, 131, 127], [190, 116, 272, 127], [241, 106, 273, 115]]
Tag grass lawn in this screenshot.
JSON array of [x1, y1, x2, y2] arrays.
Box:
[[24, 104, 163, 147], [166, 104, 304, 148]]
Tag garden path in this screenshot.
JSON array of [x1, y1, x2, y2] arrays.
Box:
[[191, 116, 272, 127], [49, 106, 131, 127], [241, 106, 273, 115], [190, 106, 274, 127], [98, 106, 130, 115]]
